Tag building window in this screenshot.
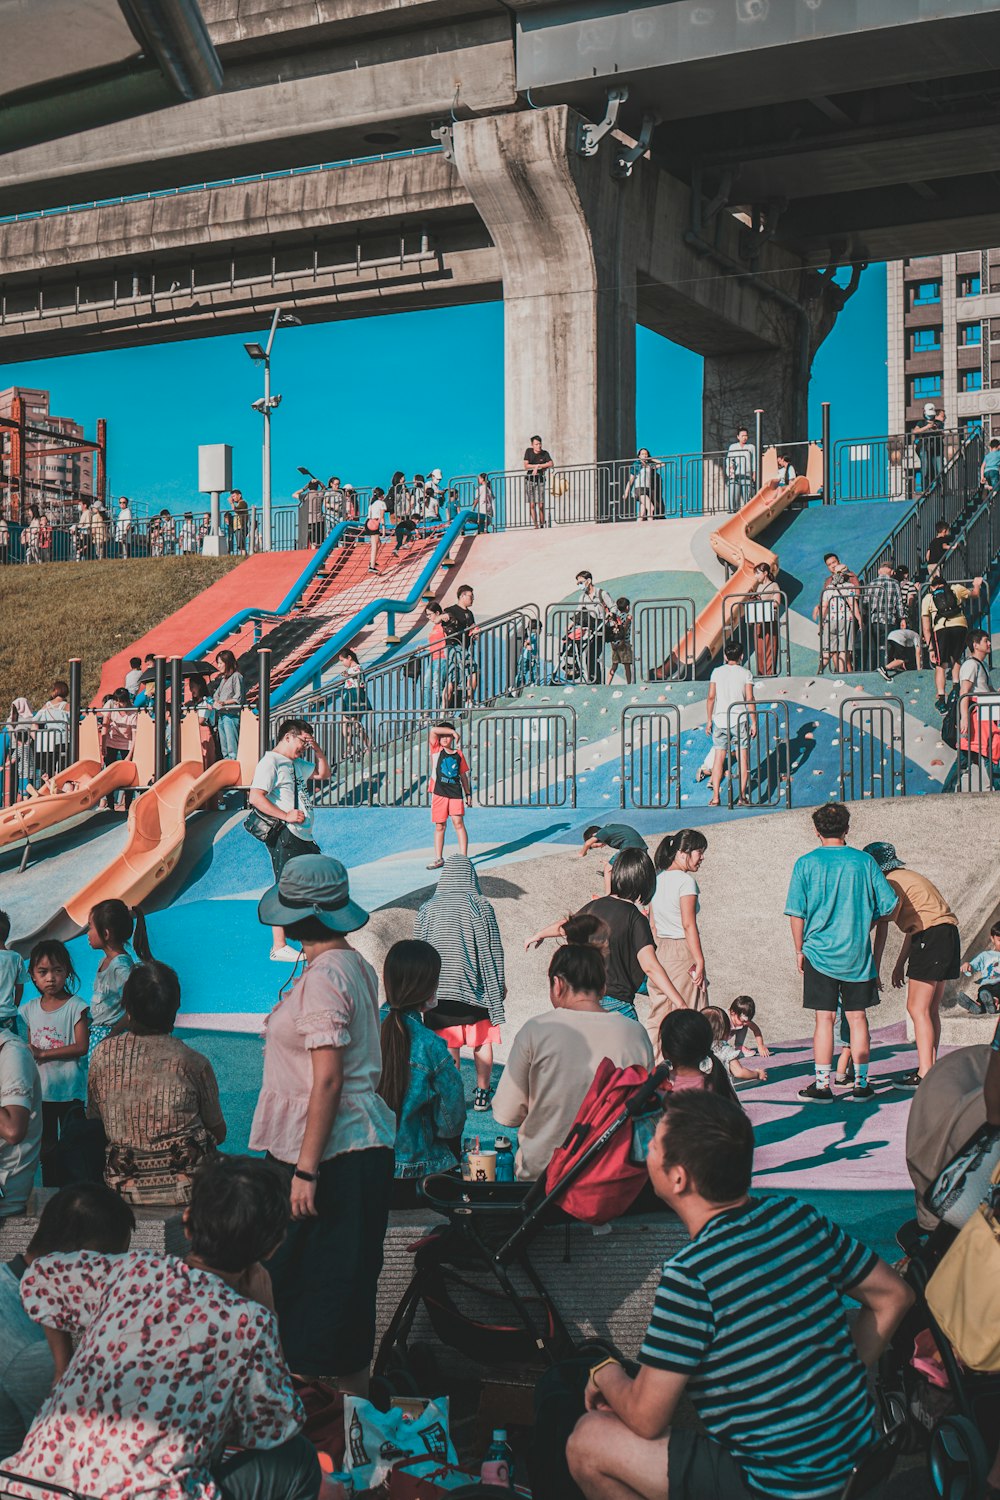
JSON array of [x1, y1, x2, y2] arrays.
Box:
[[912, 327, 941, 352], [912, 374, 942, 401], [961, 369, 983, 392], [958, 274, 982, 297], [960, 322, 983, 346], [912, 280, 941, 305], [960, 416, 983, 436]]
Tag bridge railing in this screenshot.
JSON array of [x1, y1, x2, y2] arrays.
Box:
[[858, 428, 985, 585], [832, 430, 964, 504]]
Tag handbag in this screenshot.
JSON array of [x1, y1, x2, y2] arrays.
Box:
[[925, 1159, 1000, 1370], [926, 1122, 1000, 1227], [244, 766, 298, 846], [387, 1455, 481, 1499]]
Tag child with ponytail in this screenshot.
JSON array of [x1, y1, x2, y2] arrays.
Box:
[[377, 939, 467, 1206], [87, 901, 151, 1057], [657, 1009, 740, 1103]]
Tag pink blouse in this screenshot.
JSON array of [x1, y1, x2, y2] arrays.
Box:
[[249, 947, 395, 1164]]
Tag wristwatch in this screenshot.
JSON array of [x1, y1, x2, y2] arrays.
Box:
[[293, 1168, 317, 1183], [588, 1355, 621, 1387]]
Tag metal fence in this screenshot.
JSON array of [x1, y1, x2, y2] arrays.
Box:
[[304, 704, 575, 808], [721, 591, 790, 678], [838, 696, 906, 801], [953, 694, 1000, 793], [832, 430, 963, 504], [724, 700, 792, 808], [620, 705, 682, 809], [858, 429, 985, 585], [633, 600, 696, 682], [816, 573, 991, 675], [544, 604, 610, 684]]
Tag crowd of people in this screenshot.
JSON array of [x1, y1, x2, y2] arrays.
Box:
[[0, 780, 989, 1497]]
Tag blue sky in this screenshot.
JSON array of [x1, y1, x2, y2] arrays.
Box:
[[0, 263, 886, 511]]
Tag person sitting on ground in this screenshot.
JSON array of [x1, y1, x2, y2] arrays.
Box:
[[960, 921, 1000, 1013], [416, 855, 506, 1113], [494, 914, 653, 1181], [377, 939, 466, 1206], [705, 638, 756, 807], [87, 961, 226, 1206], [5, 1156, 321, 1500], [0, 1182, 135, 1460], [567, 1091, 914, 1500], [658, 1010, 738, 1100], [579, 822, 647, 896], [866, 841, 960, 1086], [703, 1005, 768, 1084], [527, 850, 684, 1024], [727, 995, 771, 1057]]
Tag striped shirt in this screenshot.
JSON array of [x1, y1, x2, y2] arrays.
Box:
[[639, 1195, 878, 1499]]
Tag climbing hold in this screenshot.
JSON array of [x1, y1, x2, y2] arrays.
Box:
[[930, 758, 944, 766], [612, 690, 623, 699]]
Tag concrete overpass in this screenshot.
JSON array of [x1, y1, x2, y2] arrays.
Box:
[[3, 0, 1000, 468]]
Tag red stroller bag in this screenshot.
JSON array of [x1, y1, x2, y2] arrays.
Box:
[[542, 1057, 654, 1224]]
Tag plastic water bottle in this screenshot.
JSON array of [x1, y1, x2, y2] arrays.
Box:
[[481, 1428, 514, 1487], [494, 1136, 515, 1183]]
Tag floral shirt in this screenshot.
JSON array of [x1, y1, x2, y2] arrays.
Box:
[[5, 1251, 303, 1500]]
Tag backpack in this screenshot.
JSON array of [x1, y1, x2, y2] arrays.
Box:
[[606, 607, 630, 644], [941, 686, 960, 750], [930, 581, 960, 623], [542, 1058, 656, 1224]]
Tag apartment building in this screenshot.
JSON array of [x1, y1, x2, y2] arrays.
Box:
[[0, 385, 95, 501]]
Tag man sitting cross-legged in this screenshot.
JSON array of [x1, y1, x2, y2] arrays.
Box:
[[567, 1092, 913, 1500]]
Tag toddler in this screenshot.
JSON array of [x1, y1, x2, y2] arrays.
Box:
[[21, 940, 90, 1172], [0, 909, 25, 1034], [960, 921, 1000, 1013], [728, 995, 771, 1057], [704, 1005, 767, 1083]]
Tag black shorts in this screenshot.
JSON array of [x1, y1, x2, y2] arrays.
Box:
[[933, 624, 968, 667], [908, 922, 961, 983], [668, 1429, 843, 1500], [886, 641, 916, 668], [268, 826, 321, 880], [802, 956, 879, 1012]]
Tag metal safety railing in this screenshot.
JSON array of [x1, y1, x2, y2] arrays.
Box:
[[953, 694, 1000, 793], [858, 428, 984, 585], [838, 696, 907, 801], [633, 599, 696, 682], [303, 704, 575, 809], [724, 700, 792, 809], [296, 607, 542, 719], [619, 705, 682, 809], [815, 573, 991, 676], [721, 590, 790, 679], [544, 603, 611, 684], [832, 429, 964, 504]]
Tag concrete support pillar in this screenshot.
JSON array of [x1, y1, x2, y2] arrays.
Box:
[[702, 318, 806, 455], [452, 106, 636, 473]]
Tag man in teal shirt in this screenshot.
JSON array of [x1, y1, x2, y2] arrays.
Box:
[[785, 803, 898, 1103]]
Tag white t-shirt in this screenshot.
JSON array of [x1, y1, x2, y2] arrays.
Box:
[[492, 1010, 653, 1181], [709, 663, 752, 726], [651, 869, 700, 941], [366, 498, 388, 529], [20, 997, 89, 1103], [124, 668, 142, 696], [959, 656, 994, 696], [250, 750, 316, 840], [0, 948, 27, 1022], [727, 441, 756, 479], [0, 1032, 42, 1215], [887, 629, 921, 650]]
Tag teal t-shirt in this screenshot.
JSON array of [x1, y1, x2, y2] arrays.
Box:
[[0, 948, 26, 1021], [785, 846, 898, 982]]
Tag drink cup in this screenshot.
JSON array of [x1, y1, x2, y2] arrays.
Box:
[[465, 1149, 496, 1183]]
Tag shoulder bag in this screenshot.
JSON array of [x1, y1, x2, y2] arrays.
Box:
[[244, 763, 298, 847]]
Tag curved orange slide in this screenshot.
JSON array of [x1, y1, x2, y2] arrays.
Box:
[[662, 469, 812, 679], [0, 758, 138, 851], [14, 758, 241, 948]]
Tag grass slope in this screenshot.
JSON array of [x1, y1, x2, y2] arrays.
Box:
[[0, 556, 241, 710]]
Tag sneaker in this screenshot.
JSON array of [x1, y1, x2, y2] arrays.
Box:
[[798, 1081, 835, 1102], [426, 858, 444, 870], [897, 1069, 922, 1088], [269, 944, 301, 963], [846, 1082, 875, 1101], [877, 666, 892, 682], [472, 1088, 491, 1112]]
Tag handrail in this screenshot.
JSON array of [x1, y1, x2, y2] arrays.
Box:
[[185, 521, 354, 660], [272, 509, 476, 707], [857, 429, 984, 585]]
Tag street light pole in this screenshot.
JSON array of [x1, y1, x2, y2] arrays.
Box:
[[261, 307, 280, 553]]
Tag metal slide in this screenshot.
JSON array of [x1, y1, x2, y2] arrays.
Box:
[[13, 758, 241, 949]]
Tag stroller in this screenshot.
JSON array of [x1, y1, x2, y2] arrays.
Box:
[[553, 612, 597, 684], [373, 1062, 669, 1394]]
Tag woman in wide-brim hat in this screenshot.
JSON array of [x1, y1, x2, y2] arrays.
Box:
[[249, 855, 395, 1391]]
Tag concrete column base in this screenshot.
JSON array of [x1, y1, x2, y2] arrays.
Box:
[[201, 534, 229, 557]]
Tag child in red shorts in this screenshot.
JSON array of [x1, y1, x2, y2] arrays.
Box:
[[427, 721, 471, 870]]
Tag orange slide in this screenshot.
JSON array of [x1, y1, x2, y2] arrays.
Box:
[[14, 758, 241, 948], [665, 445, 820, 678], [0, 758, 138, 852]]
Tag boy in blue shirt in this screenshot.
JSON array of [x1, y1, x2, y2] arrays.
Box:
[[0, 910, 25, 1034], [785, 804, 898, 1103]]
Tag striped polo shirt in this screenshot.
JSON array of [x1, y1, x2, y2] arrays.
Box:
[[640, 1195, 879, 1499]]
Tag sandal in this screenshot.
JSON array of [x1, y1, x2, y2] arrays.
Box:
[[425, 858, 445, 870]]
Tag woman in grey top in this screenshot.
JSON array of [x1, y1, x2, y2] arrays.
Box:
[[213, 650, 244, 760]]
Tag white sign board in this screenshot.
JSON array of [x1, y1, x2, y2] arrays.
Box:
[[198, 444, 232, 494]]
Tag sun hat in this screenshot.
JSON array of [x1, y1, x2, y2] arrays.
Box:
[[863, 841, 904, 874], [258, 855, 369, 934]]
